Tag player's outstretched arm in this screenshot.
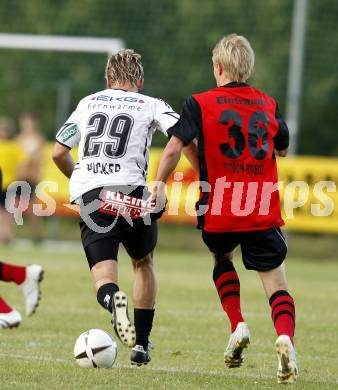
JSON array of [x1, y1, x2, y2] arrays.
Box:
[[152, 136, 184, 205], [183, 139, 199, 176], [52, 142, 75, 178], [156, 136, 184, 183]]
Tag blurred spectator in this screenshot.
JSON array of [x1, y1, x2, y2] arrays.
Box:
[[16, 113, 46, 243], [0, 117, 15, 140], [0, 117, 24, 244]]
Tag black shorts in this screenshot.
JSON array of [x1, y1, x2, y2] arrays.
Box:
[[202, 227, 287, 272], [79, 186, 158, 269]]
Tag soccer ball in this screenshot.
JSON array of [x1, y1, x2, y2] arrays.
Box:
[[74, 329, 117, 368]]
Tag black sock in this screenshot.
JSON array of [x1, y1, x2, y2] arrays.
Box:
[[134, 308, 155, 350], [97, 283, 119, 313]]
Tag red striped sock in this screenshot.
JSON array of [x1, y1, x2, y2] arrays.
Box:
[[269, 290, 295, 343], [213, 261, 244, 333], [0, 262, 26, 285], [0, 296, 13, 313]]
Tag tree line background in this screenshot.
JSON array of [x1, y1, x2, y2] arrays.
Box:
[[0, 0, 337, 155]]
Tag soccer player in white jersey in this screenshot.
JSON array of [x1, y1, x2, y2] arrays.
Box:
[[52, 49, 192, 366]]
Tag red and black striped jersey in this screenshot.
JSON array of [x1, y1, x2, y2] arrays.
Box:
[[168, 82, 289, 232]]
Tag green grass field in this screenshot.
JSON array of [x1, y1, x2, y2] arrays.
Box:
[[0, 239, 337, 389]]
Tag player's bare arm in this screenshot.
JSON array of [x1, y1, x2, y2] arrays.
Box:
[[183, 139, 199, 175], [152, 136, 184, 203], [155, 92, 202, 194], [52, 142, 75, 179]]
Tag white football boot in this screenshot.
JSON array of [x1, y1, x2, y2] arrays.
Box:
[[224, 322, 250, 368], [275, 335, 298, 384], [20, 264, 44, 316], [111, 291, 136, 348], [0, 309, 22, 329]]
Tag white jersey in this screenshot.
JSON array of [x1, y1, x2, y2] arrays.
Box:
[[56, 88, 179, 202]]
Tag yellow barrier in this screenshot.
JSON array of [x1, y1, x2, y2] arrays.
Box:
[[147, 150, 338, 233], [278, 156, 338, 233], [0, 142, 337, 234]]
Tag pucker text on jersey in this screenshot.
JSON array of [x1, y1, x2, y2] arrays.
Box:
[[87, 162, 121, 175]]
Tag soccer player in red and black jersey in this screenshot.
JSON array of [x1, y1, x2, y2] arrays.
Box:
[[153, 34, 297, 384]]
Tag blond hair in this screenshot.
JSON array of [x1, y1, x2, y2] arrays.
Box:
[[212, 34, 255, 82], [105, 49, 144, 88]]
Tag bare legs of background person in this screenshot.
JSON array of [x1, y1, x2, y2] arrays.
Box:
[[0, 206, 14, 244]]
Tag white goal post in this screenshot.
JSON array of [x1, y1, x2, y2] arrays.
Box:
[[0, 33, 126, 128], [0, 33, 125, 55]]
